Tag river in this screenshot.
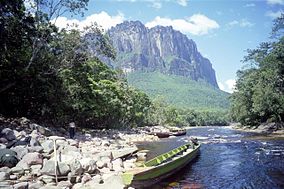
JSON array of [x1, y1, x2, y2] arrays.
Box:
[[137, 126, 284, 189]]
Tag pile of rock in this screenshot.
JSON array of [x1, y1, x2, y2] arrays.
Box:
[[0, 121, 158, 189]]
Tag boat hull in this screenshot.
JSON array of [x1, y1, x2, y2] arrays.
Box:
[[123, 143, 200, 188]]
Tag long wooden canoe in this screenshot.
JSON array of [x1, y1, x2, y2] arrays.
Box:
[[122, 142, 200, 188]]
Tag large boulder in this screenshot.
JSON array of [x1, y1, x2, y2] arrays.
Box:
[[41, 140, 56, 154], [19, 152, 43, 166], [11, 146, 28, 159], [13, 182, 29, 189], [1, 128, 16, 141], [111, 158, 123, 172], [0, 149, 18, 168], [79, 158, 97, 173], [30, 124, 53, 136], [41, 160, 70, 176], [0, 172, 9, 181], [70, 160, 83, 175]]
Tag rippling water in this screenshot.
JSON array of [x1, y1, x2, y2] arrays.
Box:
[[137, 126, 284, 189]]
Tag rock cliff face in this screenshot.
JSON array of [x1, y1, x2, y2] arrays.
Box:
[[107, 21, 218, 88]]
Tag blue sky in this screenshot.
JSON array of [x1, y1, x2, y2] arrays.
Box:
[[55, 0, 284, 92]]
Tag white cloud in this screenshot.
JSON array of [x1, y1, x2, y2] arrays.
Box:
[[177, 0, 188, 6], [145, 14, 219, 35], [219, 79, 236, 93], [239, 19, 254, 27], [53, 11, 125, 31], [151, 1, 162, 9], [267, 0, 284, 5], [228, 19, 254, 28], [218, 82, 225, 91], [244, 3, 255, 7], [266, 10, 284, 19]]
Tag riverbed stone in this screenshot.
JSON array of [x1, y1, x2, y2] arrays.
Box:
[[39, 175, 55, 184], [41, 160, 70, 176], [70, 159, 83, 175], [57, 180, 72, 188], [28, 146, 44, 153], [1, 128, 16, 141], [20, 152, 43, 166], [13, 182, 28, 189], [41, 140, 55, 154], [29, 181, 44, 189], [79, 158, 97, 173], [31, 164, 42, 176], [11, 146, 28, 159], [0, 172, 9, 181], [112, 158, 123, 172]]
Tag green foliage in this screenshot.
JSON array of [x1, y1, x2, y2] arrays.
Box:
[[0, 0, 151, 128], [146, 98, 229, 127], [127, 71, 230, 111], [230, 14, 284, 126]]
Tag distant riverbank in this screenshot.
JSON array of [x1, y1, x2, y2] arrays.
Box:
[[232, 122, 284, 139]]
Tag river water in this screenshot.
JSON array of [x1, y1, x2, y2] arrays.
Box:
[[137, 126, 284, 189]]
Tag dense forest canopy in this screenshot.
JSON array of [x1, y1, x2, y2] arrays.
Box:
[[0, 0, 229, 128], [230, 14, 284, 126]]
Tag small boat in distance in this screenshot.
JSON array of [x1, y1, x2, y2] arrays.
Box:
[[151, 127, 187, 138], [122, 141, 200, 188]]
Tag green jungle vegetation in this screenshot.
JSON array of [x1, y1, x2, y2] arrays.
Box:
[[127, 72, 229, 111], [0, 0, 230, 129], [230, 15, 284, 126]]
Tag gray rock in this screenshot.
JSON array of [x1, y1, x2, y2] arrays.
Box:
[[11, 146, 28, 159], [41, 140, 55, 154], [39, 175, 55, 184], [30, 137, 41, 147], [9, 175, 17, 180], [0, 137, 8, 144], [70, 160, 83, 175], [57, 180, 72, 188], [62, 145, 80, 155], [66, 139, 79, 147], [19, 152, 43, 166], [30, 164, 42, 176], [41, 160, 70, 176], [0, 144, 6, 149], [111, 147, 138, 159], [0, 172, 9, 181], [0, 167, 11, 174], [39, 185, 60, 189], [81, 173, 92, 184], [91, 174, 101, 184], [19, 117, 30, 126], [107, 21, 219, 87], [10, 166, 25, 175], [28, 146, 44, 153], [96, 160, 105, 169], [1, 128, 16, 141], [13, 182, 28, 189], [102, 140, 110, 147], [30, 124, 53, 136], [19, 175, 33, 182], [112, 158, 123, 172], [79, 158, 97, 173], [0, 181, 13, 189], [136, 152, 147, 161], [28, 181, 44, 189], [93, 174, 125, 189], [72, 183, 84, 189]]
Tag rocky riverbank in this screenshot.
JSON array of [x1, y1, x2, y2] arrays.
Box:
[[232, 122, 284, 137], [0, 116, 160, 189]]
